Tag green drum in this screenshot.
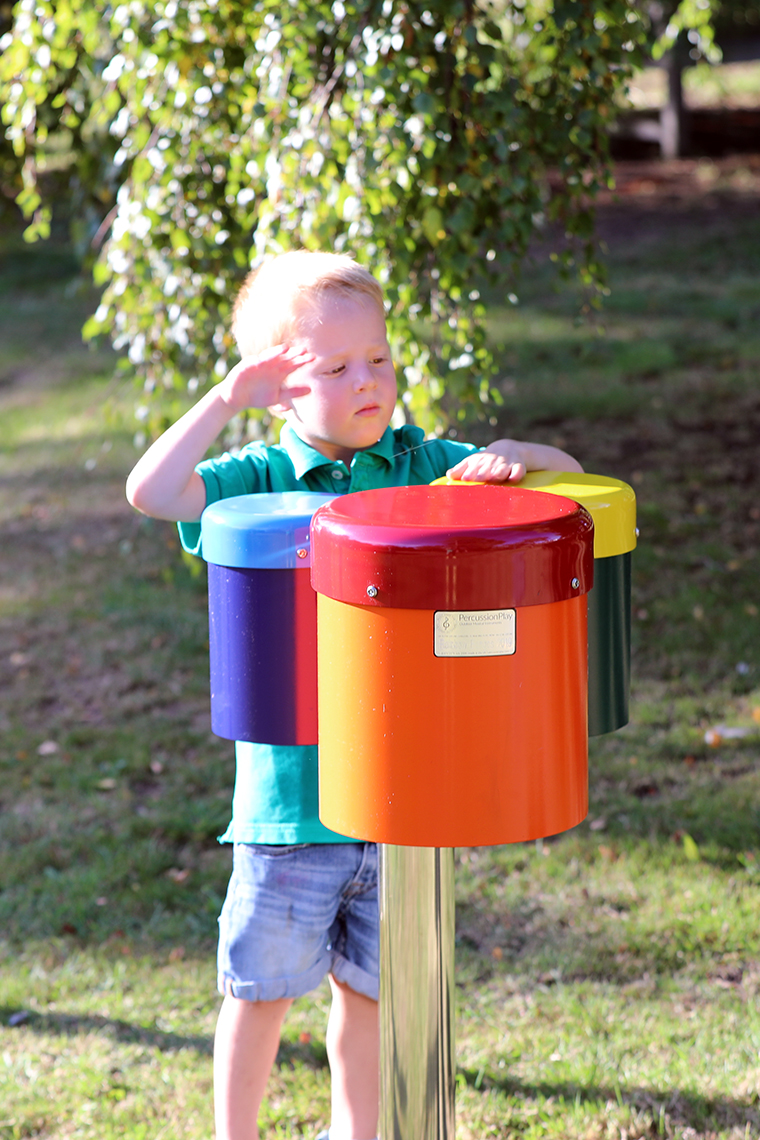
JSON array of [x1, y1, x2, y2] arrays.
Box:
[[520, 472, 636, 736]]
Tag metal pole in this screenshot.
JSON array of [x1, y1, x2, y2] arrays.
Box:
[[378, 845, 455, 1140]]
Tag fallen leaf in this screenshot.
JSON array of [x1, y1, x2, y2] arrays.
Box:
[[713, 965, 743, 986], [598, 845, 618, 862], [705, 725, 750, 746], [589, 818, 607, 832], [491, 946, 503, 961], [96, 778, 117, 791], [632, 778, 659, 797], [168, 946, 185, 962], [37, 740, 59, 756], [166, 867, 191, 884]]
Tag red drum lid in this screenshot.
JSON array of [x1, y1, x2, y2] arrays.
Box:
[[310, 484, 593, 610]]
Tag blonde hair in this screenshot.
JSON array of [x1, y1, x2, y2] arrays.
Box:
[[231, 251, 385, 358]]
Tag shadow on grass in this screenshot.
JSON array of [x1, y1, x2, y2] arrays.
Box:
[[459, 1066, 760, 1131], [1, 1005, 213, 1055], [0, 1006, 328, 1069]]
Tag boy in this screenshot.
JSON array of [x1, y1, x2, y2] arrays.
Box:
[[126, 250, 582, 1140]]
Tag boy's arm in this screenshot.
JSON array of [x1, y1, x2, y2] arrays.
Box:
[[447, 438, 584, 485], [126, 345, 313, 521]]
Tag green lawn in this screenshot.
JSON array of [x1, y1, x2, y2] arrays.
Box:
[[1, 172, 760, 1138]]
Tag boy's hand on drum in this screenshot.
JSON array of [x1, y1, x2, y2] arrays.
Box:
[[447, 450, 526, 485], [448, 436, 584, 485]]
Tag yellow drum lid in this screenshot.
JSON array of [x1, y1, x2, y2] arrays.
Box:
[[433, 472, 636, 559], [519, 472, 636, 558]]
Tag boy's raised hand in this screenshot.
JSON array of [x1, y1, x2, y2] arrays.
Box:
[[127, 343, 315, 523], [221, 344, 315, 413]]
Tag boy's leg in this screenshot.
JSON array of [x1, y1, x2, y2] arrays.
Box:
[[213, 993, 292, 1140], [325, 976, 379, 1140], [214, 840, 378, 1140]]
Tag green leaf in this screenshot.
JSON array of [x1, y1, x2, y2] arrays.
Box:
[[421, 207, 445, 246], [411, 91, 436, 116]]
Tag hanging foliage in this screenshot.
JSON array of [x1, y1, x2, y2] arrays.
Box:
[[1, 0, 650, 439]]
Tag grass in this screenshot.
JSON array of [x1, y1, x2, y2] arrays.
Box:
[[626, 61, 760, 111], [1, 166, 760, 1138]]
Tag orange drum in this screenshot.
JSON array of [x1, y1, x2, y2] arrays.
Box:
[[310, 484, 594, 847]]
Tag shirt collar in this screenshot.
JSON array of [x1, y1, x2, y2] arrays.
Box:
[[280, 423, 396, 480]]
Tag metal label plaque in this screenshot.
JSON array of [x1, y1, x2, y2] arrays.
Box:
[[433, 609, 516, 658]]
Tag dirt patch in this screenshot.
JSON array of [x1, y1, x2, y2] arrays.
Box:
[[607, 154, 760, 199]]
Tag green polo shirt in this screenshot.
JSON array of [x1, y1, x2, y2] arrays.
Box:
[[178, 422, 477, 844]]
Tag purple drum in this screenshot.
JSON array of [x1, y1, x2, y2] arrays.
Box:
[[200, 492, 336, 745]]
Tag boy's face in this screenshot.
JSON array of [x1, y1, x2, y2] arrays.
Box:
[[279, 294, 397, 464]]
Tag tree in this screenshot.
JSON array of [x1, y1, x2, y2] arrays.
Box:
[[643, 0, 760, 159], [1, 0, 650, 440]]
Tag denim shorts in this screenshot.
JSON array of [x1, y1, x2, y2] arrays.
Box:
[[217, 841, 379, 1003]]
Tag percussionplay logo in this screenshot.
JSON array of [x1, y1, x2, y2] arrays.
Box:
[[433, 609, 516, 658], [441, 612, 506, 629]]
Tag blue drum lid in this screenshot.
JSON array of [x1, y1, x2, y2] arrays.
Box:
[[200, 492, 337, 569]]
